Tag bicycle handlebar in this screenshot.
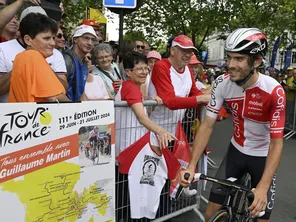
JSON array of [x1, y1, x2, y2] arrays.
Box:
[[184, 173, 265, 218]]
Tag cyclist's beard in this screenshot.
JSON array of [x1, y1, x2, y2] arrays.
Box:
[[229, 66, 254, 86]]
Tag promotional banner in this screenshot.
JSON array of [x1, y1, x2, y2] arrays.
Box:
[[270, 36, 280, 68], [284, 44, 293, 71], [0, 101, 115, 222]]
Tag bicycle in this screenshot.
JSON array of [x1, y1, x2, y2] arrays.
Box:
[[92, 140, 100, 165], [183, 173, 265, 222]]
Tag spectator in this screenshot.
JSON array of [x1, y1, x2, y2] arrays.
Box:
[[161, 36, 176, 59], [147, 50, 161, 72], [284, 66, 296, 128], [82, 52, 113, 100], [54, 27, 65, 51], [118, 40, 136, 80], [149, 35, 210, 134], [0, 15, 18, 42], [143, 50, 161, 98], [143, 40, 151, 56], [115, 51, 175, 155], [92, 43, 122, 97], [134, 39, 145, 54], [114, 53, 174, 222], [63, 24, 98, 101], [189, 54, 211, 94], [0, 6, 68, 103], [8, 13, 68, 102], [80, 19, 103, 44], [0, 0, 39, 37]]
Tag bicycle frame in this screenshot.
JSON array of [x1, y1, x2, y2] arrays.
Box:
[[192, 173, 264, 221]]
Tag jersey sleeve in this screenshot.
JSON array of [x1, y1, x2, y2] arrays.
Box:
[[162, 148, 181, 180], [270, 85, 286, 138], [116, 132, 150, 174], [121, 81, 143, 106], [151, 60, 199, 110], [206, 75, 225, 119]]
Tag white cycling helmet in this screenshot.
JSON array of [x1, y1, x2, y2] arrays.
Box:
[[225, 28, 268, 57]]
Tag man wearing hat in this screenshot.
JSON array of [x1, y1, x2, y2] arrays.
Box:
[[63, 24, 98, 101], [80, 19, 103, 43], [149, 35, 210, 134]]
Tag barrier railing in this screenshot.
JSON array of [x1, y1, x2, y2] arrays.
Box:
[[284, 93, 296, 140], [114, 100, 205, 222]]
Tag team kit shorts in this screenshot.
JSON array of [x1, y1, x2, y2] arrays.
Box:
[[209, 142, 276, 220]]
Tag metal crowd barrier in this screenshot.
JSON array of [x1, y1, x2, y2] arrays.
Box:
[[284, 92, 296, 140], [114, 100, 205, 222]]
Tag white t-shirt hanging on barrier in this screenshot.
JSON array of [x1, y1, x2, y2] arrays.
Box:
[[117, 132, 181, 219]]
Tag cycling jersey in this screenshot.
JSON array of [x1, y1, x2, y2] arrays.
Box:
[[206, 73, 286, 156], [89, 130, 98, 139]]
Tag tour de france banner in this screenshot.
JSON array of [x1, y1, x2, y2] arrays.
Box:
[[0, 101, 115, 222]]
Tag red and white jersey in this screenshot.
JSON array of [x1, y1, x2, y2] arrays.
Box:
[[148, 59, 203, 134], [207, 73, 286, 156], [116, 132, 181, 219], [115, 80, 147, 157]]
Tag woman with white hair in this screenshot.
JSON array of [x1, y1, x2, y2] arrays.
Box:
[[92, 43, 122, 97]]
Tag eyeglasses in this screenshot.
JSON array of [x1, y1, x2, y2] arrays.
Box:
[[130, 67, 149, 73], [97, 55, 111, 61], [56, 33, 64, 39], [82, 36, 96, 42], [176, 46, 193, 55], [137, 45, 145, 49], [86, 56, 92, 60]]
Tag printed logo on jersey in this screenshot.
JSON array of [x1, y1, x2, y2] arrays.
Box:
[[245, 89, 270, 121], [140, 155, 160, 186], [210, 75, 224, 107], [267, 174, 276, 210], [227, 99, 245, 146], [270, 86, 285, 129]]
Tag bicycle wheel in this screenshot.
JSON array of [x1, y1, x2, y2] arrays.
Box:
[[209, 209, 230, 222]]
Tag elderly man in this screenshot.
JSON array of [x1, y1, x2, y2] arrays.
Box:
[[148, 35, 210, 134], [63, 24, 98, 101]]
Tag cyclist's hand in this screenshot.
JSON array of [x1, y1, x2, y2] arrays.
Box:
[[157, 130, 177, 148], [178, 168, 195, 188], [248, 187, 267, 217]]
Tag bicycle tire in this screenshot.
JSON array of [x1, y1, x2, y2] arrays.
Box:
[[208, 209, 230, 222]]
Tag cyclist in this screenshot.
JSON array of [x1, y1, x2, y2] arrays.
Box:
[[89, 126, 99, 159], [179, 28, 286, 222]]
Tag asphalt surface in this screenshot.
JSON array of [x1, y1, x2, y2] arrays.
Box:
[[171, 117, 296, 222]]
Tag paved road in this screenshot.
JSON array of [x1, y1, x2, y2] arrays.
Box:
[[172, 118, 296, 222]]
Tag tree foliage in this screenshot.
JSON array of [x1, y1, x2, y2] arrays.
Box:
[[63, 0, 103, 33], [124, 0, 296, 50]]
